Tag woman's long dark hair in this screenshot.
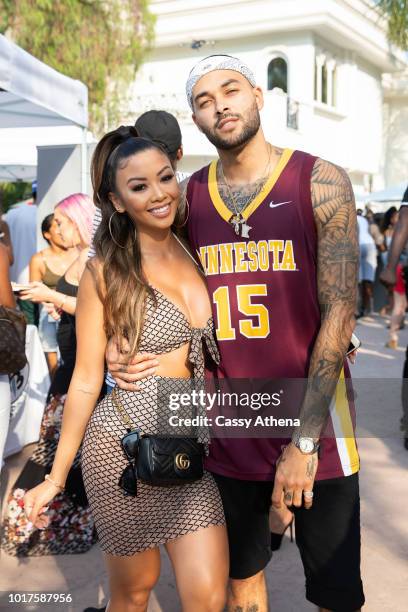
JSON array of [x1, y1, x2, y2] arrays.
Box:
[[41, 214, 54, 244], [90, 125, 185, 356], [380, 206, 397, 234]]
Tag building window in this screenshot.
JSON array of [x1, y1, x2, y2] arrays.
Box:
[[267, 57, 288, 93], [315, 54, 336, 106]]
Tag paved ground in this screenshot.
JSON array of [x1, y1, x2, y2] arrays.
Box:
[[1, 314, 408, 611]]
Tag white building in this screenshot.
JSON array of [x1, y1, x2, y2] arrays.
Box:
[[124, 0, 407, 196], [382, 68, 408, 189]]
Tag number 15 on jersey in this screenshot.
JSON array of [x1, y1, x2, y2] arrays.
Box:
[[213, 284, 270, 341]]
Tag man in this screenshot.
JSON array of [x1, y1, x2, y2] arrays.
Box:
[[4, 180, 38, 324], [380, 184, 408, 450], [4, 180, 37, 284], [107, 56, 363, 611]]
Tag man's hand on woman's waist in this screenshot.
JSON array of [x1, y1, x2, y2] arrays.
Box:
[[106, 336, 159, 391]]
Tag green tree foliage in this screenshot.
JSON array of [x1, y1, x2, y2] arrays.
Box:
[[377, 0, 408, 49], [0, 182, 31, 213], [0, 1, 155, 133]]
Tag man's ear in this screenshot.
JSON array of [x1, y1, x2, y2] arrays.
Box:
[[176, 146, 183, 161], [254, 86, 264, 112], [192, 113, 203, 133], [108, 192, 125, 213]]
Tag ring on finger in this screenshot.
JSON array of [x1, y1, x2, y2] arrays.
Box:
[[303, 490, 314, 499], [284, 491, 293, 503]]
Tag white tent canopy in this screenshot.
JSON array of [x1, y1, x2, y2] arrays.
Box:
[[0, 34, 88, 129], [0, 125, 93, 182], [0, 164, 36, 182], [0, 34, 88, 188], [364, 182, 407, 203]]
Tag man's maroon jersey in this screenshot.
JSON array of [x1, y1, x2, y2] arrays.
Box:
[[187, 149, 359, 481]]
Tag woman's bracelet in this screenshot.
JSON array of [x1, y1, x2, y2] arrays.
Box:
[[56, 294, 67, 315], [59, 294, 67, 310], [44, 474, 65, 492]]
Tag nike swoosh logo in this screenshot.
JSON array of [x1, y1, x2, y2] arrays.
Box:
[[269, 200, 293, 208]]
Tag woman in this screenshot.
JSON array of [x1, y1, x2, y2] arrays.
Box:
[[23, 128, 228, 611], [0, 218, 14, 265], [356, 210, 377, 317], [1, 193, 96, 556], [0, 243, 16, 472], [29, 214, 78, 375], [380, 207, 399, 266], [386, 263, 407, 349], [380, 207, 399, 316]]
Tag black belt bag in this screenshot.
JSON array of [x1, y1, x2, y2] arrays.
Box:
[[137, 435, 204, 486], [112, 388, 204, 496]]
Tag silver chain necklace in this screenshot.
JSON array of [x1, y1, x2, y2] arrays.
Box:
[[219, 144, 272, 239]]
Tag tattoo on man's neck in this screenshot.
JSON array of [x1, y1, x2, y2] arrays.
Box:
[[231, 606, 259, 612], [216, 163, 268, 214], [215, 146, 284, 215]]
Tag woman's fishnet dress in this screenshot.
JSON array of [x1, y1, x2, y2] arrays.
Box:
[[81, 288, 225, 555]]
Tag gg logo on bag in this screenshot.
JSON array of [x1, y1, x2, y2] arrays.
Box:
[[175, 453, 190, 470]]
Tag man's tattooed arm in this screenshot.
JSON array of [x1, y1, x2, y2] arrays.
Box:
[[294, 158, 358, 440]]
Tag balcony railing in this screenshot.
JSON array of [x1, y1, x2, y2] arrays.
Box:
[[127, 92, 192, 123]]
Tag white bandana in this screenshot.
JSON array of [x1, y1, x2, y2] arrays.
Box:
[[186, 55, 256, 110]]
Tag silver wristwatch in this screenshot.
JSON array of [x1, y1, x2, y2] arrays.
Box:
[[292, 434, 320, 455]]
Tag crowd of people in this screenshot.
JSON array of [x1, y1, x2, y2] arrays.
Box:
[[357, 205, 408, 349], [0, 53, 406, 612]]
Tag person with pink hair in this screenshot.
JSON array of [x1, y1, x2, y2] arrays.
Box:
[[1, 193, 97, 557], [20, 193, 95, 315]]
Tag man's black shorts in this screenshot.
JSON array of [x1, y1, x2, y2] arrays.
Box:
[[212, 471, 365, 611]]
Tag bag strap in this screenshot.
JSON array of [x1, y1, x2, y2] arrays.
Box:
[[111, 387, 135, 432]]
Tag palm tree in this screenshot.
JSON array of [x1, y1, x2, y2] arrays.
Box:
[[377, 0, 408, 49]]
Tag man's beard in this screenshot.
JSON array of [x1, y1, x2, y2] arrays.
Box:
[[198, 101, 261, 151]]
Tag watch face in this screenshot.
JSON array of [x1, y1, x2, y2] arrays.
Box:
[[299, 438, 314, 453]]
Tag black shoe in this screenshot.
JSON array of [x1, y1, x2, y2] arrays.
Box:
[[270, 517, 294, 551], [404, 437, 408, 451]]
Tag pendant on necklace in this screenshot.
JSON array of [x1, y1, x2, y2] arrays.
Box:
[[229, 214, 252, 239]]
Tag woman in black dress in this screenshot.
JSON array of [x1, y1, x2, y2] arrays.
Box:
[[1, 193, 96, 556]]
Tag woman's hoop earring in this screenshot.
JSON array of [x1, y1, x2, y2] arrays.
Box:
[[174, 197, 190, 229], [108, 211, 127, 249]]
